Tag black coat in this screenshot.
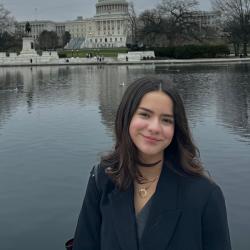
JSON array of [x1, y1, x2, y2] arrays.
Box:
[[72, 163, 231, 250]]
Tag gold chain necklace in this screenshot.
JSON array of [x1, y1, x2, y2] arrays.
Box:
[[138, 176, 159, 199]]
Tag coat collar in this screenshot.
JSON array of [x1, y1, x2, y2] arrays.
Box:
[[140, 163, 182, 250], [108, 163, 182, 250], [109, 181, 138, 250]]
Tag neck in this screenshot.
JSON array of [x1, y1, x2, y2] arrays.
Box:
[[139, 151, 164, 165], [138, 160, 163, 179]]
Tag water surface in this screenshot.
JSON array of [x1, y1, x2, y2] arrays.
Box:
[[0, 64, 249, 250]]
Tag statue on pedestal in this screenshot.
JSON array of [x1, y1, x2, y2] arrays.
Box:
[[25, 22, 31, 36]]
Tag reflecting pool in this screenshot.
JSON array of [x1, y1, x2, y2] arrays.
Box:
[[0, 64, 249, 250]]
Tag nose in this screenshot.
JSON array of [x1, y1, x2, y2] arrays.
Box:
[[148, 118, 161, 134]]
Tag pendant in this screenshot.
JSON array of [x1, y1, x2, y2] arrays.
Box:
[[138, 188, 147, 198]]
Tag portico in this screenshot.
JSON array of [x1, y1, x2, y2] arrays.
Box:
[[85, 0, 129, 48]]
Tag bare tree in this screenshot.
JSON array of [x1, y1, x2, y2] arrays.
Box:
[[138, 9, 164, 47], [224, 19, 242, 55], [157, 0, 200, 45], [0, 4, 15, 34], [212, 0, 250, 56], [127, 2, 138, 46], [158, 0, 199, 15], [138, 0, 201, 47]]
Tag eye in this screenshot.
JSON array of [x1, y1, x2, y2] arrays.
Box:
[[138, 112, 150, 118], [162, 118, 174, 124]]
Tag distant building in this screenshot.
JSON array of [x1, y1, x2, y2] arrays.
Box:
[[185, 11, 222, 32], [65, 16, 93, 39], [16, 0, 130, 49], [56, 22, 66, 37], [65, 0, 130, 48], [88, 0, 129, 48], [16, 20, 66, 43]]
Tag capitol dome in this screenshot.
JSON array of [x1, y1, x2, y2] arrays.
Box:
[[96, 0, 128, 16]]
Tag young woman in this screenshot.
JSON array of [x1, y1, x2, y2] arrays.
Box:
[[72, 77, 231, 250]]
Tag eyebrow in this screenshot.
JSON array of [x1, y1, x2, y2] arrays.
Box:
[[138, 107, 174, 118]]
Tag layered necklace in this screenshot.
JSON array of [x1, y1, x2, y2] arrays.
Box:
[[136, 159, 162, 198], [138, 175, 159, 198]]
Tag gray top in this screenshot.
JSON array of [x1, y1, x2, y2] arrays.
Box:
[[136, 196, 153, 242]]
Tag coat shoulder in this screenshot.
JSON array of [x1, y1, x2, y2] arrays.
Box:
[[179, 171, 218, 189], [177, 173, 223, 206]]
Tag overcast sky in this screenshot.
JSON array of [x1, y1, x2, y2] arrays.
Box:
[[3, 0, 212, 22]]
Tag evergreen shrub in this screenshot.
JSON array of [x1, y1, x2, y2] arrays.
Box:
[[153, 44, 230, 59], [58, 52, 68, 58]]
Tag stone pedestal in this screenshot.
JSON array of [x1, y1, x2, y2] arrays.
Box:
[[19, 37, 38, 57]]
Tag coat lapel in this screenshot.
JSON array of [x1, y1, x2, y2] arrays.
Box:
[[108, 164, 182, 250], [140, 165, 182, 250], [109, 184, 138, 250]]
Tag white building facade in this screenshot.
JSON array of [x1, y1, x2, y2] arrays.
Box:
[[87, 0, 129, 48], [65, 16, 93, 39], [65, 0, 130, 48], [16, 0, 130, 49]]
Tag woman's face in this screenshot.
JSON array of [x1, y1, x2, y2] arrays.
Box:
[[129, 91, 175, 163]]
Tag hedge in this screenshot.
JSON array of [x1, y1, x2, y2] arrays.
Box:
[[153, 44, 230, 59]]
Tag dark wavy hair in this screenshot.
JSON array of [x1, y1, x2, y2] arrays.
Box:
[[101, 77, 206, 190]]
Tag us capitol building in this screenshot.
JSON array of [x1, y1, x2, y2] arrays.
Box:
[[17, 0, 130, 49]]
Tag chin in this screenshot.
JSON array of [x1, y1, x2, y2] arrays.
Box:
[[139, 149, 163, 159]]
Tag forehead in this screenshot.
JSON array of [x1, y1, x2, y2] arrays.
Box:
[[138, 91, 174, 114]]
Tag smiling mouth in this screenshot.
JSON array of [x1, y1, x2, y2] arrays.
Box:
[[142, 135, 161, 142]]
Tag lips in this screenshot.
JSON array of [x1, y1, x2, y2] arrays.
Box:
[[142, 134, 161, 142]]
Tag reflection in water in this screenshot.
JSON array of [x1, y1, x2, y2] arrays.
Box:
[[0, 68, 24, 128], [215, 65, 250, 141], [0, 64, 249, 140], [98, 66, 130, 136], [0, 64, 249, 250], [0, 64, 250, 139]]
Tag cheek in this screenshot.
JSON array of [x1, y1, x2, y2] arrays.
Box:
[[130, 119, 144, 134], [163, 125, 175, 139], [129, 118, 145, 139]]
